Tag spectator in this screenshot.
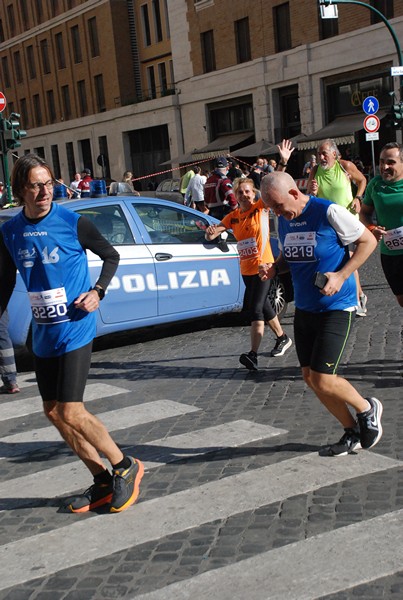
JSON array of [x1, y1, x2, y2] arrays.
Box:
[[227, 160, 243, 182], [268, 159, 277, 173], [302, 155, 317, 177], [0, 310, 20, 394], [78, 168, 93, 198], [180, 167, 195, 197], [204, 156, 237, 220], [70, 173, 82, 199], [185, 165, 207, 210]]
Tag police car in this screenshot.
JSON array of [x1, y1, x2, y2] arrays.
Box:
[[0, 196, 288, 349]]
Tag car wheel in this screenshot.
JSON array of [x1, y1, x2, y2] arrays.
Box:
[[268, 275, 288, 320]]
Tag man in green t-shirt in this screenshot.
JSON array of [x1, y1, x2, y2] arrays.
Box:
[[360, 142, 403, 307]]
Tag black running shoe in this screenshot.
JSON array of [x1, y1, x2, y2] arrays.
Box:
[[239, 351, 258, 371], [357, 397, 383, 449], [270, 335, 292, 357], [66, 481, 113, 513], [110, 457, 144, 513], [320, 428, 361, 457]]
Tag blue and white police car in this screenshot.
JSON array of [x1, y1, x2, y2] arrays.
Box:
[[0, 196, 288, 349]]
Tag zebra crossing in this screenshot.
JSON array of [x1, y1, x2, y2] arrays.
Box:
[[0, 374, 401, 599]]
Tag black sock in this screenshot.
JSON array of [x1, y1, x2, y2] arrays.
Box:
[[277, 333, 287, 340], [94, 469, 113, 485], [112, 456, 131, 471]]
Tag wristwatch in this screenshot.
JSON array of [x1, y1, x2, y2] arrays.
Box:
[[93, 285, 105, 300], [355, 195, 364, 201]]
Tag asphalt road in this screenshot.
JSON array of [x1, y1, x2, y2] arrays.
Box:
[[1, 249, 402, 600]]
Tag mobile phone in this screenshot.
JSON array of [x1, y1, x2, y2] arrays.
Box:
[[313, 272, 328, 289]]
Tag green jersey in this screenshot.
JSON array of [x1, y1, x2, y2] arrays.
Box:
[[363, 175, 403, 256]]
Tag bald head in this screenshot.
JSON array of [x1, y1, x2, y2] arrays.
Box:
[[260, 171, 306, 220], [261, 171, 297, 198]]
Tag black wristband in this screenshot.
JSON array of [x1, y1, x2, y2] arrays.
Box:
[[279, 161, 288, 167], [93, 286, 105, 300]]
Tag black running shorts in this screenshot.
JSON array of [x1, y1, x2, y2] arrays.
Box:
[[242, 274, 276, 322], [34, 341, 93, 403], [294, 308, 354, 375], [381, 253, 403, 296]]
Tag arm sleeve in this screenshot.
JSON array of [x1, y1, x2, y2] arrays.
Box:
[[77, 216, 120, 290], [0, 231, 17, 315], [326, 203, 365, 246]]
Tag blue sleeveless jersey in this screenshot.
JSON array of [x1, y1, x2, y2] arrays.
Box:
[[278, 196, 357, 313], [2, 203, 96, 357]]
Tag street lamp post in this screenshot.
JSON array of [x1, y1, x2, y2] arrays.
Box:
[[318, 0, 403, 100]]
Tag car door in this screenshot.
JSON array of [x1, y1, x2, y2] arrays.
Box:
[[74, 202, 159, 328], [129, 200, 243, 317]]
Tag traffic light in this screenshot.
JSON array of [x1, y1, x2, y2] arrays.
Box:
[[386, 102, 403, 129], [2, 112, 27, 150]]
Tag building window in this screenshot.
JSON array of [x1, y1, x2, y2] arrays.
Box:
[[51, 145, 61, 178], [201, 30, 216, 73], [209, 97, 254, 137], [279, 87, 301, 138], [20, 0, 29, 30], [141, 4, 152, 46], [33, 94, 42, 127], [14, 51, 23, 84], [61, 85, 71, 120], [2, 57, 11, 88], [26, 45, 36, 79], [40, 39, 51, 74], [7, 4, 16, 37], [71, 25, 82, 63], [158, 62, 167, 95], [94, 74, 105, 112], [34, 146, 45, 158], [370, 1, 393, 23], [235, 17, 251, 64], [55, 33, 66, 69], [0, 19, 4, 43], [20, 98, 28, 128], [88, 17, 100, 58], [152, 0, 163, 42], [146, 66, 156, 99], [273, 3, 291, 53], [46, 89, 56, 123], [34, 0, 43, 23], [77, 80, 88, 116], [66, 142, 76, 181], [318, 7, 339, 39], [98, 135, 111, 179]]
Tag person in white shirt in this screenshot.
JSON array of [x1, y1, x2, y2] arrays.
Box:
[[185, 166, 207, 211]]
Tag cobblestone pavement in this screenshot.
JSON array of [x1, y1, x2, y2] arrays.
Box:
[[0, 251, 402, 599]]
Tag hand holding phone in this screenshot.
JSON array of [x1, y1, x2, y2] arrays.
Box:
[[313, 271, 328, 290]]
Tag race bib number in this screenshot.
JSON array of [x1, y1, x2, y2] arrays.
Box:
[[384, 226, 403, 251], [28, 287, 70, 325], [283, 231, 317, 262], [237, 237, 259, 261]]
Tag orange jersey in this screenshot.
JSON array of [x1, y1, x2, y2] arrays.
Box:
[[221, 199, 274, 275]]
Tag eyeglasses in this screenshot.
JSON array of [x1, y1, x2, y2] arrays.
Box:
[[26, 180, 54, 192]]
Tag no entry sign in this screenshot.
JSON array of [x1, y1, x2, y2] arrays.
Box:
[[0, 92, 6, 113]]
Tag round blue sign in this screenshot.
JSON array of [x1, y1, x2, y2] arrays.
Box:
[[362, 96, 379, 115]]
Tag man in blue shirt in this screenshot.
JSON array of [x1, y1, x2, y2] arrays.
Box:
[[0, 154, 144, 513], [259, 171, 383, 457]]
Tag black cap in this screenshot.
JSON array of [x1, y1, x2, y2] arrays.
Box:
[[214, 156, 228, 168], [83, 168, 91, 175]]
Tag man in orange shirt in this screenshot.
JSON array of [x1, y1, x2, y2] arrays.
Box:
[[205, 178, 292, 370]]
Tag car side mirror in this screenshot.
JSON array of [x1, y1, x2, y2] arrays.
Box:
[[217, 231, 229, 253]]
